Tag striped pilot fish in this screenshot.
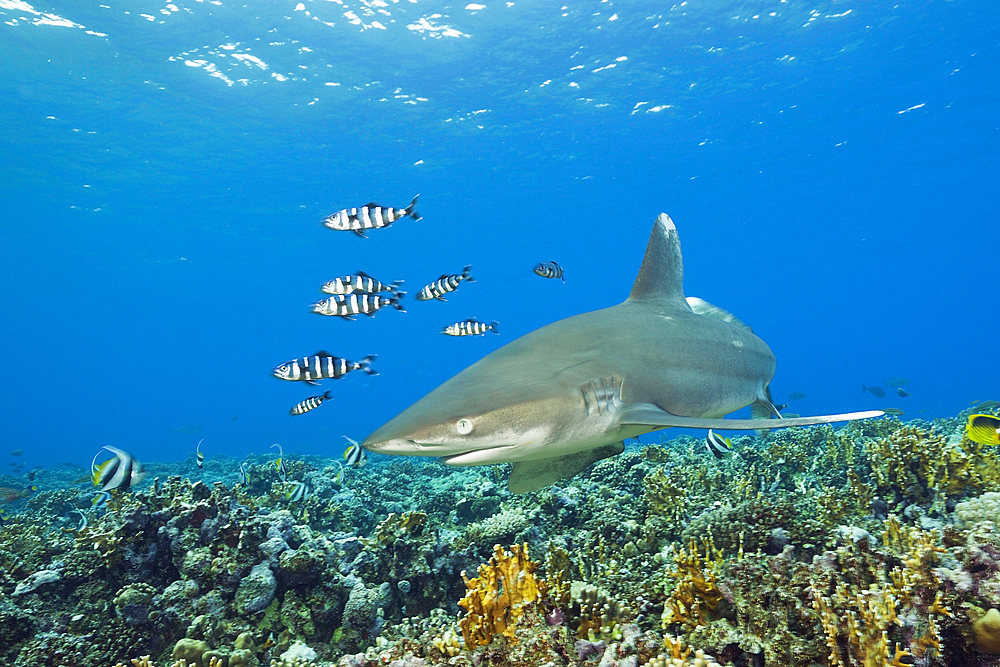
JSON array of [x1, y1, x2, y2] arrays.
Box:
[[416, 265, 475, 301], [321, 271, 403, 296], [91, 446, 146, 492], [290, 390, 333, 416], [311, 293, 405, 320], [442, 319, 500, 337], [704, 429, 732, 459], [322, 195, 421, 238], [533, 261, 565, 282], [273, 352, 377, 385]]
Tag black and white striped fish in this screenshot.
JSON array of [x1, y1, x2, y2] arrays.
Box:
[[321, 271, 403, 296], [442, 319, 500, 337], [285, 481, 314, 502], [416, 265, 474, 301], [290, 390, 333, 416], [238, 462, 249, 486], [91, 446, 146, 493], [534, 261, 565, 283], [271, 443, 288, 483], [195, 439, 205, 469], [704, 429, 732, 459], [322, 195, 420, 238], [273, 352, 377, 385], [343, 436, 367, 468], [311, 293, 405, 320]]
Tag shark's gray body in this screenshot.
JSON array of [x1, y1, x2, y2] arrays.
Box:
[[363, 213, 881, 493]]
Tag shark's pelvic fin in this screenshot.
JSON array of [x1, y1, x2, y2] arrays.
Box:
[[508, 441, 626, 494], [619, 402, 883, 430], [628, 213, 690, 309]]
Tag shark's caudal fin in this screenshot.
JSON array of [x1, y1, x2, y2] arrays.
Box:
[[627, 213, 691, 310], [508, 441, 625, 494], [620, 402, 883, 430]]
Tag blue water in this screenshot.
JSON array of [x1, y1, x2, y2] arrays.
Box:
[[1, 0, 997, 474]]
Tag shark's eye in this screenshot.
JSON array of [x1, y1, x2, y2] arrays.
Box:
[[456, 418, 474, 435]]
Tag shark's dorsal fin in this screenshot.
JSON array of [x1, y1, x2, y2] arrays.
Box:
[[508, 441, 625, 494], [628, 213, 690, 308]]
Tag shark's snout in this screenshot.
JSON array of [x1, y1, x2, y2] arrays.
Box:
[[362, 436, 424, 454]]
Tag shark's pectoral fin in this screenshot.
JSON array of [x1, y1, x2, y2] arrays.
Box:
[[508, 441, 626, 494], [619, 402, 883, 430]]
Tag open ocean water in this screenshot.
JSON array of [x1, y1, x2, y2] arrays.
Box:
[[1, 0, 997, 470]]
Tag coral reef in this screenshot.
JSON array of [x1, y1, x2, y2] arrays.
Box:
[[0, 412, 998, 666]]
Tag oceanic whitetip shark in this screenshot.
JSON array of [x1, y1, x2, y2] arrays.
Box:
[[363, 213, 882, 493]]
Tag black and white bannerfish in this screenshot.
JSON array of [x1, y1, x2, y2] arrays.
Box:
[[416, 265, 475, 301], [238, 462, 249, 486], [442, 319, 500, 337], [321, 271, 404, 296], [195, 439, 205, 469], [290, 390, 334, 416], [92, 491, 112, 510], [322, 195, 421, 238], [271, 443, 288, 482], [73, 509, 88, 532], [91, 446, 146, 492], [534, 261, 565, 283], [273, 352, 377, 385], [285, 481, 314, 502], [343, 435, 367, 468], [311, 293, 406, 320], [704, 429, 732, 459]]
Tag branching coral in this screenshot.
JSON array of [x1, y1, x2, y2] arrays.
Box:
[[661, 537, 725, 631], [457, 542, 548, 647]]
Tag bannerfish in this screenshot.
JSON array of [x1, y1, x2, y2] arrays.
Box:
[[271, 443, 287, 481], [704, 429, 731, 459], [442, 319, 500, 337], [91, 446, 145, 493], [362, 212, 882, 494], [416, 265, 474, 301], [311, 293, 405, 320], [967, 414, 1000, 446], [896, 388, 911, 397], [92, 490, 112, 510], [73, 509, 88, 532], [343, 436, 367, 468], [331, 461, 345, 485], [862, 384, 886, 398], [238, 462, 249, 486], [322, 195, 420, 238], [195, 439, 205, 469], [322, 272, 404, 296], [534, 261, 565, 283], [0, 486, 35, 504], [286, 481, 314, 502], [273, 352, 377, 385], [290, 390, 334, 416]]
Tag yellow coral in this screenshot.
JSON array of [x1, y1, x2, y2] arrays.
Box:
[[661, 537, 724, 630], [457, 542, 548, 647]]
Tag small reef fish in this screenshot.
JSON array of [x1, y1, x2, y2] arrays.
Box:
[[704, 429, 731, 459], [884, 377, 910, 388], [973, 400, 1000, 411], [862, 384, 886, 398], [273, 352, 377, 385], [271, 444, 288, 483], [534, 261, 565, 283], [311, 293, 405, 320], [788, 391, 807, 402], [322, 272, 404, 296], [92, 491, 112, 510], [331, 461, 345, 485], [442, 319, 500, 337], [343, 436, 367, 468], [0, 486, 35, 504], [10, 449, 23, 456], [195, 439, 205, 469], [285, 481, 314, 502], [322, 195, 420, 238], [882, 408, 905, 416], [91, 446, 145, 493], [290, 390, 334, 416], [967, 414, 1000, 446], [238, 462, 249, 486], [73, 509, 88, 532], [896, 388, 911, 397], [416, 265, 474, 301]]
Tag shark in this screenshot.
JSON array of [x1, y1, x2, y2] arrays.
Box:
[[363, 213, 882, 494]]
